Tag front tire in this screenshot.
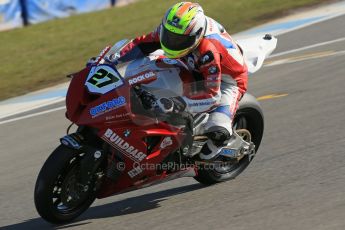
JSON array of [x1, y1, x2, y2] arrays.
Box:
[[34, 145, 97, 224], [194, 93, 264, 185]]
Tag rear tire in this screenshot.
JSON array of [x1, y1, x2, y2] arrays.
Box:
[[194, 93, 264, 185], [34, 145, 97, 224]]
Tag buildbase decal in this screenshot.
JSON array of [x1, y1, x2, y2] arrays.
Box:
[[103, 128, 146, 162]]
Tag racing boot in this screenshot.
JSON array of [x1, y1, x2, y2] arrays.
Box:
[[199, 127, 251, 161]]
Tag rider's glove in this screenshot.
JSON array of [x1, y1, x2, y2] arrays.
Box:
[[141, 91, 158, 110], [104, 53, 120, 65], [156, 97, 186, 114], [86, 46, 120, 67], [86, 54, 120, 67], [86, 57, 97, 67]]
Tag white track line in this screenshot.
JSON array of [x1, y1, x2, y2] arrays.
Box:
[[265, 50, 345, 67], [275, 12, 345, 37], [269, 37, 345, 58], [0, 106, 66, 125], [0, 97, 66, 120]]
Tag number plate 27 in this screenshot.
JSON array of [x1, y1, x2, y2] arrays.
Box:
[[85, 65, 123, 94]]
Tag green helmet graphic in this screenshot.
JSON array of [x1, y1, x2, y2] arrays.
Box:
[[160, 2, 207, 58]]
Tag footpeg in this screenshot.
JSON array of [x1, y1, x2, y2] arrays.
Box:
[[219, 147, 242, 158], [219, 143, 254, 161]]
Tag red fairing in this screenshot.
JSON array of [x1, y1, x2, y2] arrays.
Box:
[[96, 124, 187, 198], [66, 67, 91, 122], [65, 60, 197, 199], [66, 67, 132, 126], [63, 18, 248, 198]]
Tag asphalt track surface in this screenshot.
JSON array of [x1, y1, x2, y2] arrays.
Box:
[[1, 14, 345, 230]]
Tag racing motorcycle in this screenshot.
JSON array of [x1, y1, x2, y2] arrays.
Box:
[[34, 34, 277, 224]]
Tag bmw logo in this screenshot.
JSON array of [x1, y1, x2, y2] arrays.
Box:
[[123, 129, 131, 137]]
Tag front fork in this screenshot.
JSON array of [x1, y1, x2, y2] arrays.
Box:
[[60, 132, 107, 189]]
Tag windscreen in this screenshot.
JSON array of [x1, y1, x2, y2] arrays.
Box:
[[103, 39, 145, 64]]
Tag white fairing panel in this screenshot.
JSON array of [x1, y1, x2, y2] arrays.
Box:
[[236, 35, 277, 74]]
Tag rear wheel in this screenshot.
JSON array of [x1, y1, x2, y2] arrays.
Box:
[[194, 95, 264, 185], [34, 145, 102, 224]]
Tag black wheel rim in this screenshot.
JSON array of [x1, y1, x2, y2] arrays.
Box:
[[51, 156, 91, 214]]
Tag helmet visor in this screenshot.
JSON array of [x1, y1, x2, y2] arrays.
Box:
[[160, 25, 196, 51]]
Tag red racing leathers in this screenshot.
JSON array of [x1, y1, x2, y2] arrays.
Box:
[[120, 17, 248, 135]]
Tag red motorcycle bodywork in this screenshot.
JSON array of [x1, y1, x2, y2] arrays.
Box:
[[65, 62, 197, 199]]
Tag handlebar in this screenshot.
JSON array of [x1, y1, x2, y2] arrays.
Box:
[[133, 85, 158, 110], [133, 85, 193, 131]]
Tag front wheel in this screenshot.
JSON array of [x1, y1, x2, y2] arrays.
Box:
[[194, 93, 264, 185], [34, 145, 100, 224]]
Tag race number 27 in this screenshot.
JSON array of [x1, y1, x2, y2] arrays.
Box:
[[85, 65, 123, 94], [87, 69, 119, 88]]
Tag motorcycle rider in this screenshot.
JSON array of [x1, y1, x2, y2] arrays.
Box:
[[117, 2, 248, 160]]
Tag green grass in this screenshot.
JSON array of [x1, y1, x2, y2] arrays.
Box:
[[0, 0, 330, 100]]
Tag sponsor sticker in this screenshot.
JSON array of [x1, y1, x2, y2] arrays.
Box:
[[207, 75, 219, 81], [201, 54, 210, 63], [103, 129, 147, 162], [123, 129, 131, 137], [160, 137, 173, 149], [128, 71, 157, 85], [60, 135, 81, 149], [206, 81, 220, 87], [187, 56, 195, 69], [220, 148, 237, 157], [199, 51, 214, 65], [90, 96, 126, 118], [162, 58, 178, 65], [208, 66, 218, 74], [188, 101, 215, 107], [128, 166, 143, 178], [167, 18, 183, 29]]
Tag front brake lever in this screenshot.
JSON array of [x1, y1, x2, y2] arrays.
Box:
[[104, 52, 120, 65], [133, 86, 194, 130], [133, 85, 158, 110]]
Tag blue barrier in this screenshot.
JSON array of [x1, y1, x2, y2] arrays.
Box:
[[0, 0, 125, 31], [26, 0, 112, 24], [0, 0, 23, 31]]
